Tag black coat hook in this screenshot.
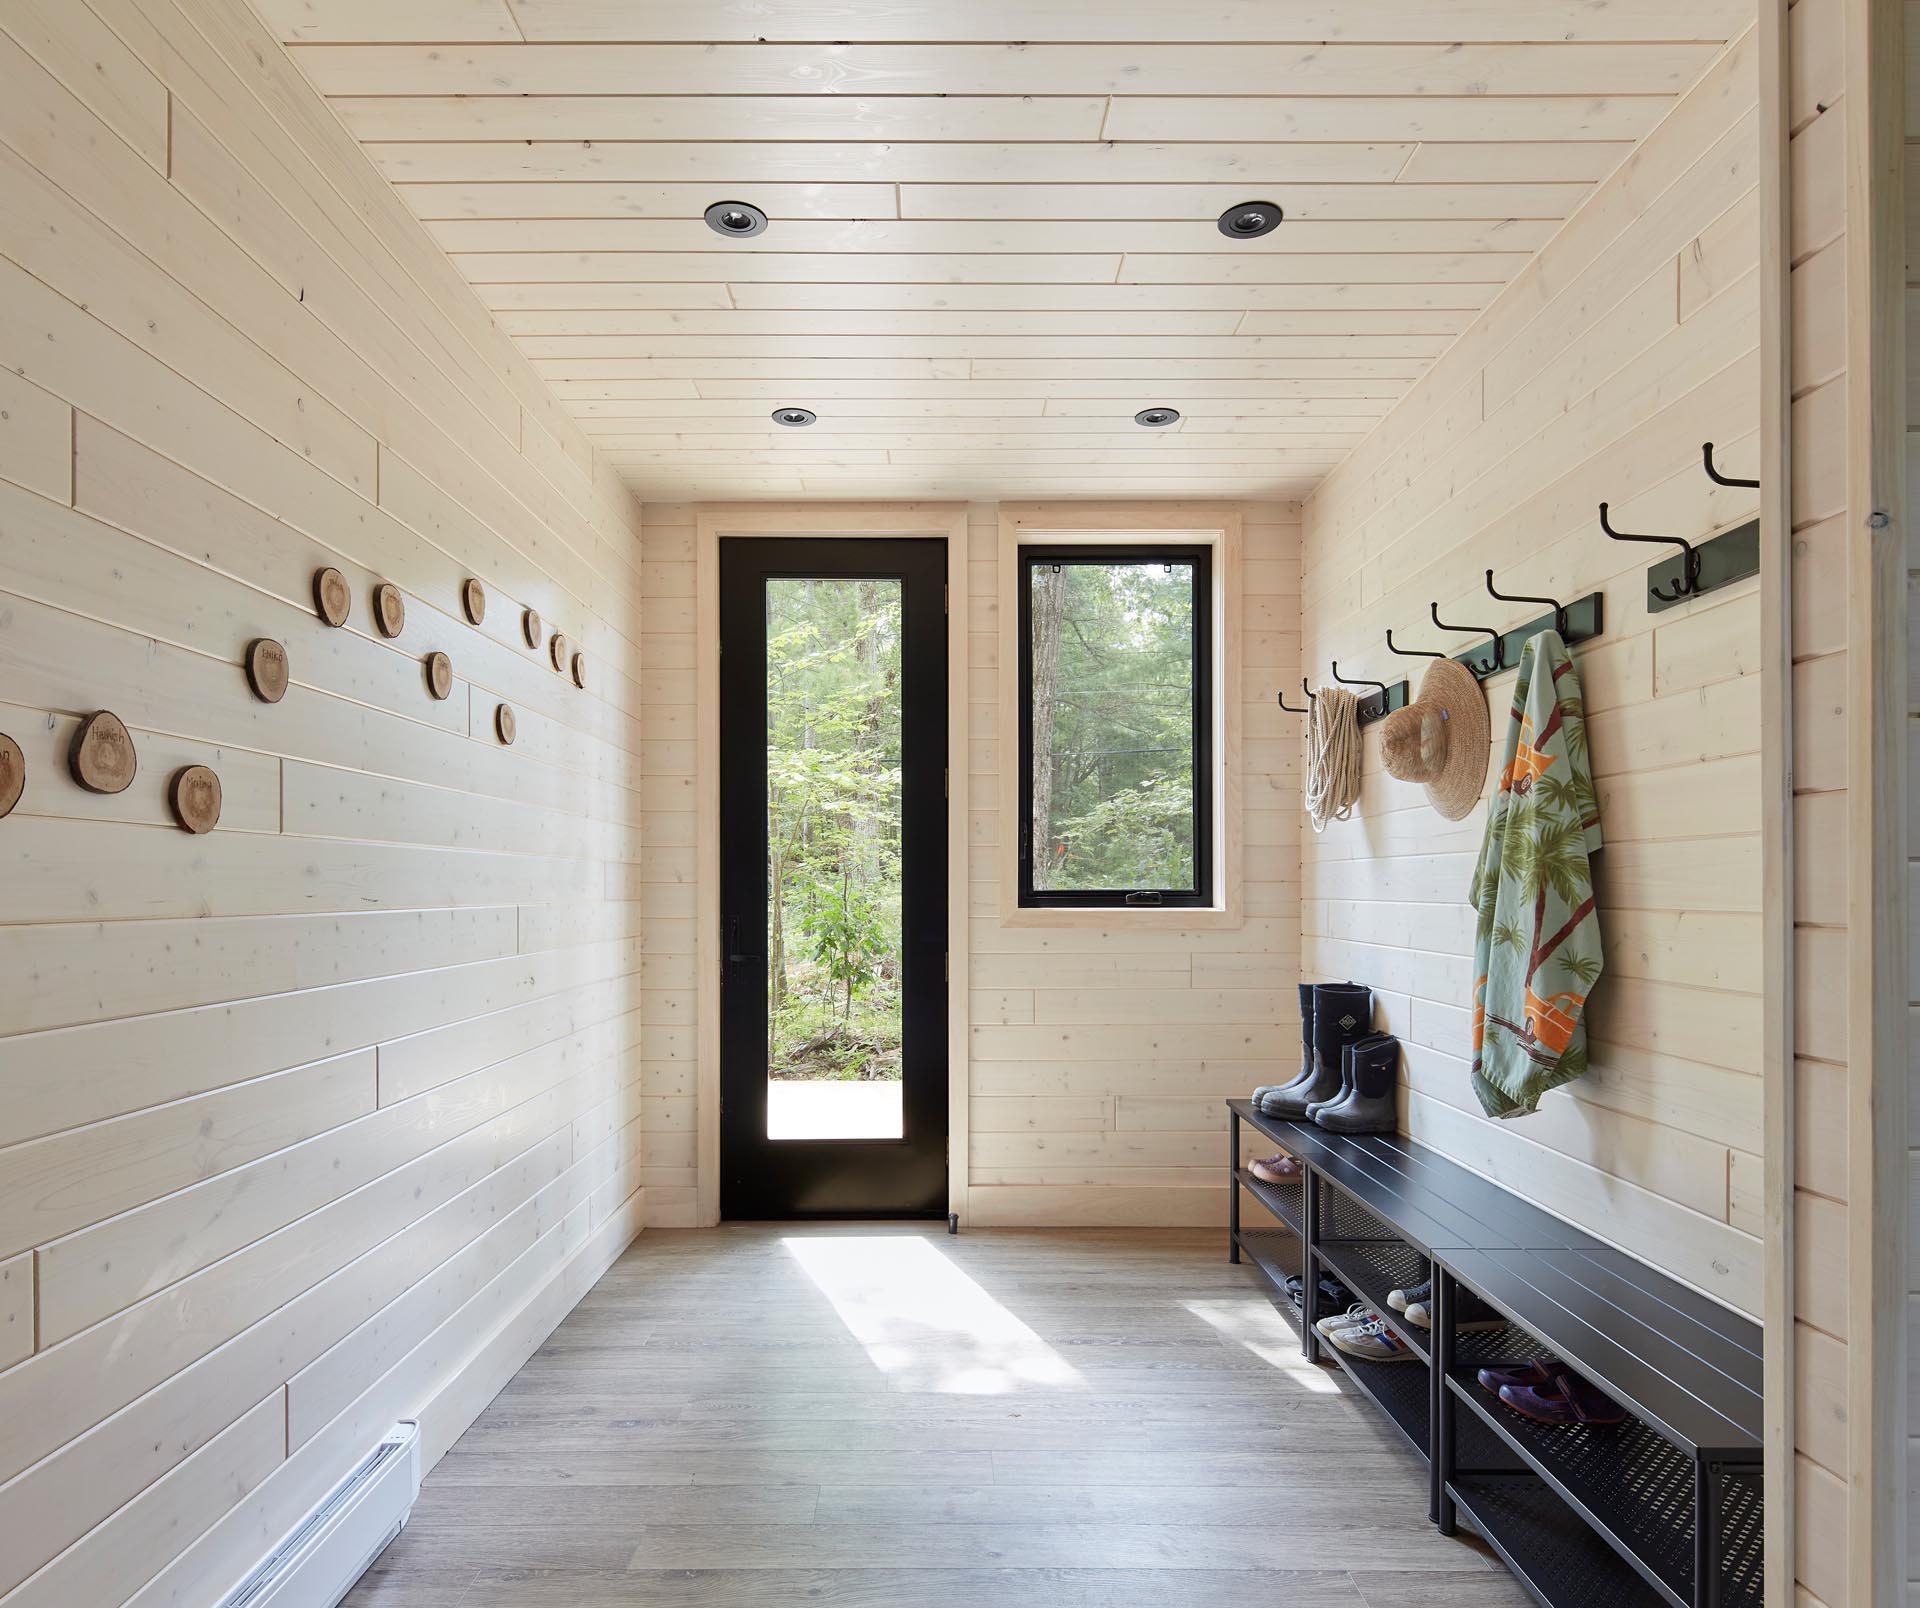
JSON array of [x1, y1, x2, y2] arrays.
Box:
[[1485, 568, 1568, 637], [1430, 600, 1502, 675], [1330, 660, 1388, 698], [1385, 627, 1445, 659], [1599, 502, 1698, 602], [1277, 685, 1309, 714], [1702, 441, 1759, 490]]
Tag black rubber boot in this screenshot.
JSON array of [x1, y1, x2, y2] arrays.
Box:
[[1314, 1034, 1400, 1134], [1260, 983, 1371, 1118], [1252, 983, 1319, 1103], [1306, 1036, 1361, 1121]]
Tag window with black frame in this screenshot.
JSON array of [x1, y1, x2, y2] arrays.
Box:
[[1017, 546, 1212, 909]]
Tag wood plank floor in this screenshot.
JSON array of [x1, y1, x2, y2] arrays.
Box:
[[343, 1225, 1523, 1607]]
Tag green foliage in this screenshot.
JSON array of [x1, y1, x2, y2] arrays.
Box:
[[1029, 558, 1199, 892], [764, 579, 904, 1082]]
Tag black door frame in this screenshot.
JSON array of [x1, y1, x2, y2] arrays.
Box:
[[716, 536, 949, 1220]]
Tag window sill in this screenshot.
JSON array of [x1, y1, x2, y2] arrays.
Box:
[[1000, 903, 1243, 931]]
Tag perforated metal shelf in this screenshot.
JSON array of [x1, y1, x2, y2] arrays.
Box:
[[1451, 1370, 1704, 1607], [1316, 1238, 1433, 1363], [1451, 1475, 1669, 1608], [1328, 1339, 1430, 1460], [1233, 1227, 1305, 1339], [1234, 1167, 1305, 1238]]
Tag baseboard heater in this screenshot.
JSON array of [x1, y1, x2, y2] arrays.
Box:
[[216, 1423, 421, 1608]]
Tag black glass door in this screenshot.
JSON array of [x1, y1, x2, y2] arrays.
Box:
[[718, 537, 948, 1219]]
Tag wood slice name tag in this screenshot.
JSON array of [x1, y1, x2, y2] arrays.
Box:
[[70, 711, 137, 794], [373, 582, 406, 639], [245, 638, 290, 704], [462, 578, 487, 625], [521, 607, 542, 649], [425, 651, 453, 700], [495, 703, 516, 745], [571, 651, 587, 690], [0, 732, 23, 818], [549, 631, 569, 672], [168, 765, 222, 833], [313, 567, 351, 627]]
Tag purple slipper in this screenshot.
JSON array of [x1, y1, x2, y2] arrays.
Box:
[[1476, 1359, 1556, 1395], [1498, 1371, 1626, 1427], [1250, 1152, 1302, 1184]]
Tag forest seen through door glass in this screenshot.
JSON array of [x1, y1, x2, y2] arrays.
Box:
[[1028, 558, 1199, 894], [764, 577, 904, 1139]]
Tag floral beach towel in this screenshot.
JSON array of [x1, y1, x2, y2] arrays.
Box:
[[1469, 630, 1604, 1119]]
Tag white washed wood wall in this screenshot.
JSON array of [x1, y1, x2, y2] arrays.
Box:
[[0, 1, 646, 1602], [1299, 35, 1765, 1313], [637, 499, 1300, 1228]]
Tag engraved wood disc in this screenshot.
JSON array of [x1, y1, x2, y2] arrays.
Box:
[[425, 651, 453, 700], [462, 578, 487, 625], [549, 631, 569, 671], [169, 764, 222, 834], [495, 703, 516, 745], [0, 732, 23, 818], [373, 582, 406, 638], [313, 566, 351, 627], [571, 651, 587, 690], [522, 607, 542, 648], [245, 638, 290, 703], [70, 710, 137, 794]]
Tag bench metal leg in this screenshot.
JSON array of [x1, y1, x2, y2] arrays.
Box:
[[1227, 1109, 1241, 1263], [1433, 1268, 1457, 1534]]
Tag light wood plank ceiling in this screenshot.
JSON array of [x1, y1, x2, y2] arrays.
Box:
[[257, 0, 1748, 501]]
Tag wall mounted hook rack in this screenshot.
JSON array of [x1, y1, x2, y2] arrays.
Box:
[[1485, 569, 1568, 637], [1480, 571, 1606, 667], [1385, 628, 1445, 659], [1330, 661, 1408, 725], [1598, 501, 1699, 604], [1430, 600, 1503, 677], [1702, 441, 1759, 490]]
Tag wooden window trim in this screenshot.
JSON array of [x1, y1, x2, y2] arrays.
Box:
[[995, 503, 1243, 930]]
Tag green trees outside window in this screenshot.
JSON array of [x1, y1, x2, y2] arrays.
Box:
[[1021, 551, 1209, 904], [764, 578, 904, 1084]]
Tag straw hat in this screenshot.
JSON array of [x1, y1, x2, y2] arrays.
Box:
[[1377, 658, 1489, 821]]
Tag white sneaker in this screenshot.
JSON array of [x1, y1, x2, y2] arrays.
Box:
[[1312, 1302, 1374, 1338]]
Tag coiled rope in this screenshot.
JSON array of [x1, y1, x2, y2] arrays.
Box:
[[1304, 686, 1362, 833]]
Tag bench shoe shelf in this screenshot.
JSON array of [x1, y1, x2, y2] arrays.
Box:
[[1227, 1099, 1761, 1608]]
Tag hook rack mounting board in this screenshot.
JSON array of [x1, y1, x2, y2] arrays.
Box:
[[1646, 519, 1759, 613]]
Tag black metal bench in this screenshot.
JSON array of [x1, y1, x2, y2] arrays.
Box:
[[1227, 1098, 1761, 1608]]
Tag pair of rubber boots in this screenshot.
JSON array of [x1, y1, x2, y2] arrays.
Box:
[[1253, 982, 1398, 1134]]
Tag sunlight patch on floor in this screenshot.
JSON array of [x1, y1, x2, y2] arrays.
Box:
[[1183, 1297, 1343, 1391], [767, 1080, 903, 1140], [783, 1234, 1086, 1395]]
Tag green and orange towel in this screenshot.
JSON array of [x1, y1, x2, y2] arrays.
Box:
[[1469, 630, 1604, 1119]]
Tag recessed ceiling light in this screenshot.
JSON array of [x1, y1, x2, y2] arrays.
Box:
[[705, 200, 768, 237], [1217, 200, 1283, 239], [772, 407, 817, 427], [1134, 407, 1180, 427]]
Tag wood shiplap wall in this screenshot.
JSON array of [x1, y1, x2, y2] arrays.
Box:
[[637, 498, 1300, 1227], [1299, 34, 1765, 1313], [0, 1, 646, 1602]]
